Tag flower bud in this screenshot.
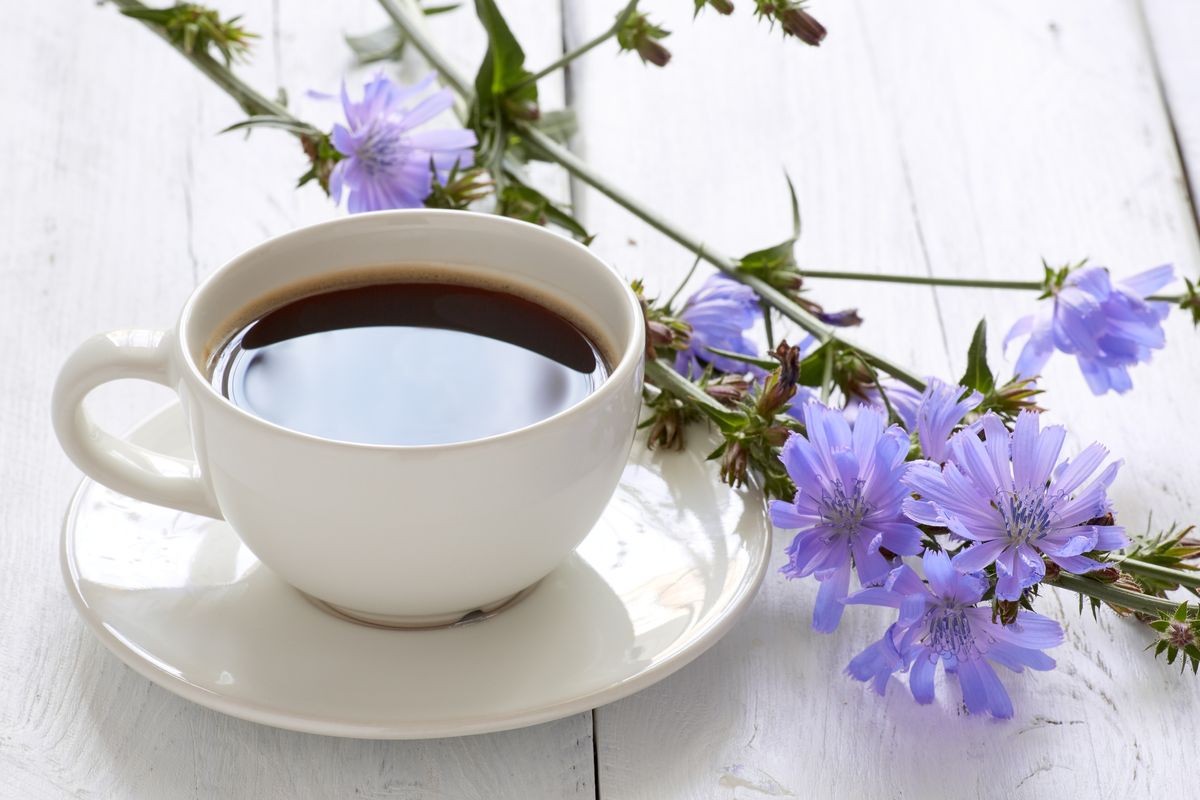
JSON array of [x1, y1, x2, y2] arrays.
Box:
[[705, 374, 752, 407], [647, 407, 686, 451], [763, 424, 790, 447], [1166, 619, 1197, 650], [706, 0, 735, 14], [816, 308, 863, 327], [755, 340, 802, 416], [720, 440, 750, 487], [992, 600, 1020, 626], [779, 6, 826, 45], [1091, 565, 1122, 584], [617, 12, 672, 67]]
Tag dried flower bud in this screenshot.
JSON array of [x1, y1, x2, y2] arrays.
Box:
[[794, 295, 862, 328], [815, 308, 863, 327], [703, 0, 735, 14], [646, 406, 687, 451], [1043, 560, 1062, 582], [762, 424, 790, 447], [753, 1, 826, 47], [705, 374, 752, 407], [755, 340, 802, 416], [720, 440, 750, 487], [1091, 565, 1122, 584], [617, 12, 672, 67], [992, 600, 1020, 626], [779, 6, 826, 45]]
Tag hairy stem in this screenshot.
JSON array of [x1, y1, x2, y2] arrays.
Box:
[[1107, 554, 1200, 590], [799, 268, 1180, 303], [377, 0, 928, 391], [1053, 573, 1181, 616]]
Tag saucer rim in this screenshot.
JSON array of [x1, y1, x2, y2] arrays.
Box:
[[60, 403, 771, 740]]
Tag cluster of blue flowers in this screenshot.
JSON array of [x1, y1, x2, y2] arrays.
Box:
[[769, 390, 1124, 718]]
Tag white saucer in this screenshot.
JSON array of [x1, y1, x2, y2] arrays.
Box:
[[61, 404, 770, 739]]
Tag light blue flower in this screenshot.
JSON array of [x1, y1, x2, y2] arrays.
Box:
[[329, 72, 477, 213], [845, 550, 1064, 719], [771, 402, 923, 632], [674, 274, 764, 377], [1005, 264, 1175, 394], [903, 411, 1127, 600]]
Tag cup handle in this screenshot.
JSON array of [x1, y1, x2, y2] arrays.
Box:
[[52, 329, 223, 518]]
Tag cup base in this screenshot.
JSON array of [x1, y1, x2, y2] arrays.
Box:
[[301, 583, 540, 630]]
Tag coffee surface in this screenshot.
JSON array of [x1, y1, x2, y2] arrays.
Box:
[[210, 281, 607, 445]]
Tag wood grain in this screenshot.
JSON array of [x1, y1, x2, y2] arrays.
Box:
[[6, 0, 1200, 797], [562, 1, 1200, 798], [0, 2, 594, 798], [1142, 0, 1200, 233]]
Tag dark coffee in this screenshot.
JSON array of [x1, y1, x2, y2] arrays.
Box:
[[210, 281, 608, 446]]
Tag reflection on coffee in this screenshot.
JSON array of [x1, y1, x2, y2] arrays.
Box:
[[210, 281, 608, 446]]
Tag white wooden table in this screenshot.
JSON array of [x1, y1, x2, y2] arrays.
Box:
[[5, 1, 1200, 796]]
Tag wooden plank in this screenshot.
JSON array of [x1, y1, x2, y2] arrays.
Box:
[[0, 1, 594, 798], [1142, 0, 1200, 231], [562, 1, 1200, 798]]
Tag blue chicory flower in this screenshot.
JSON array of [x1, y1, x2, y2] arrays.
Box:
[[1005, 264, 1175, 395], [914, 378, 983, 463], [845, 550, 1064, 719], [329, 72, 477, 213], [903, 411, 1127, 600], [770, 402, 923, 632], [674, 274, 764, 377]]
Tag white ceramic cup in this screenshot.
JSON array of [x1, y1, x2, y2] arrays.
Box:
[[53, 210, 646, 626]]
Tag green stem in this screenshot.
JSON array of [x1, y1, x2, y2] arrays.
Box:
[[378, 0, 473, 94], [1108, 555, 1200, 589], [511, 0, 638, 94], [377, 0, 928, 391], [1053, 573, 1181, 615], [799, 268, 1180, 303], [644, 359, 745, 428], [111, 0, 295, 121]]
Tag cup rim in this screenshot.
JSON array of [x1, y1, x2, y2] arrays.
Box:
[[177, 209, 646, 452]]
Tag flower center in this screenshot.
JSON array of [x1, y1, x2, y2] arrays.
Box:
[[926, 607, 981, 660], [818, 479, 871, 534], [355, 123, 411, 176], [995, 486, 1054, 545]]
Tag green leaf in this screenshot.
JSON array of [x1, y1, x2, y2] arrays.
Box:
[[736, 173, 802, 286], [220, 115, 319, 137], [1176, 601, 1190, 621], [344, 25, 406, 63], [706, 441, 729, 461], [797, 341, 835, 387], [472, 0, 538, 120], [498, 174, 593, 243], [959, 319, 995, 395]]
